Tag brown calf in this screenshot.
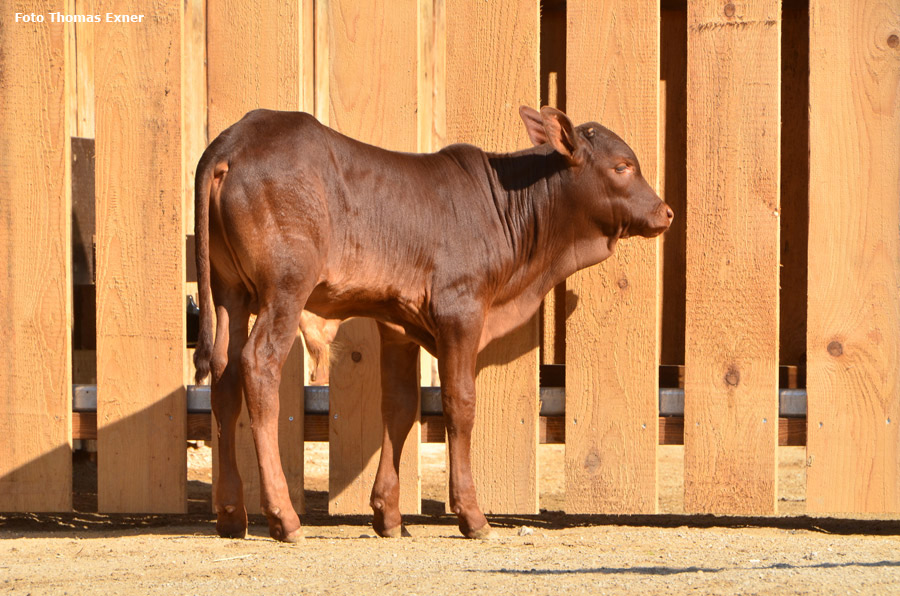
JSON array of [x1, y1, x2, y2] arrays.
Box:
[[193, 106, 673, 542]]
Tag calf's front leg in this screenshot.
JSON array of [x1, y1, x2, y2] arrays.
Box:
[[436, 322, 497, 540]]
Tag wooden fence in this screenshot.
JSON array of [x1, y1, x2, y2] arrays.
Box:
[[1, 0, 898, 517]]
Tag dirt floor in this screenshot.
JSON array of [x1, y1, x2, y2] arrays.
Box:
[[3, 443, 900, 595]]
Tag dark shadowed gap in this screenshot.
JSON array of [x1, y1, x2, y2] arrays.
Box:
[[780, 1, 809, 381], [539, 0, 568, 366], [660, 7, 687, 367]]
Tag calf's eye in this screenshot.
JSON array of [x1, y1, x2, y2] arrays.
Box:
[[615, 164, 628, 174]]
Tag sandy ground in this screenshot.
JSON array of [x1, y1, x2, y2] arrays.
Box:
[[3, 444, 900, 595]]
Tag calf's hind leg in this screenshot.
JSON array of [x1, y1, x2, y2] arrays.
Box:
[[210, 295, 251, 539], [241, 289, 308, 542], [370, 323, 420, 538]]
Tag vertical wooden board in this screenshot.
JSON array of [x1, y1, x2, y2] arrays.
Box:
[[683, 0, 780, 515], [206, 0, 307, 515], [314, 0, 330, 125], [445, 0, 540, 514], [66, 0, 95, 138], [0, 0, 72, 512], [183, 0, 207, 233], [95, 1, 186, 513], [207, 0, 305, 137], [806, 0, 900, 513], [660, 8, 688, 367], [564, 0, 660, 515], [328, 319, 384, 513], [75, 0, 95, 138], [429, 0, 446, 152], [327, 0, 418, 151], [325, 0, 421, 515]]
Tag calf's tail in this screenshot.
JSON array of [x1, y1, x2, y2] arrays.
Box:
[[193, 152, 216, 384]]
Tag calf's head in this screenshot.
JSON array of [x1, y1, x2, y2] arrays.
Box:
[[519, 106, 673, 239]]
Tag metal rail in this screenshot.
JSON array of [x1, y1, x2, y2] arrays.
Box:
[[72, 385, 807, 418]]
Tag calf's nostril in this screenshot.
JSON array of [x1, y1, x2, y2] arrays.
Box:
[[666, 206, 674, 220]]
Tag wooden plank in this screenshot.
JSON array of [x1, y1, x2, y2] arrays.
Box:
[[66, 0, 77, 138], [564, 0, 661, 515], [0, 0, 72, 512], [95, 0, 186, 513], [445, 0, 540, 515], [65, 0, 95, 138], [683, 0, 781, 515], [207, 0, 306, 134], [806, 0, 900, 513], [325, 0, 421, 515], [206, 0, 307, 516], [314, 0, 330, 124], [660, 7, 688, 366], [327, 319, 386, 513], [182, 0, 207, 233]]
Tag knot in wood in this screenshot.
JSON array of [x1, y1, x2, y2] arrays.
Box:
[[723, 3, 736, 18], [351, 351, 363, 363], [617, 277, 629, 290], [827, 341, 843, 357], [888, 34, 899, 49], [724, 366, 740, 387]]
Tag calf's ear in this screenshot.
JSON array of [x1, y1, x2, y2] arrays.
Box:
[[540, 106, 583, 166], [519, 106, 549, 146]]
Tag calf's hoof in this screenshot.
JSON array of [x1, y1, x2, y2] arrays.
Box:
[[376, 524, 412, 538], [215, 505, 248, 539], [280, 528, 305, 543], [371, 505, 406, 538], [465, 523, 499, 541], [267, 514, 303, 543]]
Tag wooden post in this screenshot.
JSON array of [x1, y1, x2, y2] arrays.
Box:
[[325, 0, 421, 516], [806, 0, 900, 512], [564, 0, 661, 514], [445, 0, 540, 515], [95, 1, 186, 512], [182, 0, 207, 234], [0, 0, 72, 512], [683, 0, 781, 515], [328, 319, 388, 513], [206, 0, 308, 515]]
